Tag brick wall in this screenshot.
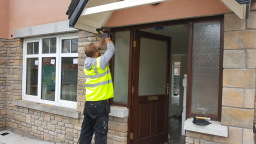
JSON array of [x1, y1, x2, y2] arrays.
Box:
[[1, 32, 128, 144], [185, 11, 256, 144], [0, 39, 8, 129]]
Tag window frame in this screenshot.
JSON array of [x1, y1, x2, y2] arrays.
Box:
[[187, 19, 224, 121], [22, 34, 78, 109]]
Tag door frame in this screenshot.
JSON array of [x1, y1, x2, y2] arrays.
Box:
[[111, 15, 224, 144], [130, 30, 171, 144]]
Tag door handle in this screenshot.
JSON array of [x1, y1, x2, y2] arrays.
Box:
[[162, 83, 169, 94]]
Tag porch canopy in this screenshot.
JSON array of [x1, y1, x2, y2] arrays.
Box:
[[66, 0, 252, 33], [66, 0, 172, 33], [221, 0, 251, 19]]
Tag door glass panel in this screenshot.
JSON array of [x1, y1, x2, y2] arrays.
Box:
[[139, 38, 167, 95], [191, 21, 220, 116], [41, 57, 56, 101], [61, 57, 78, 101], [26, 58, 38, 96], [113, 31, 130, 104]]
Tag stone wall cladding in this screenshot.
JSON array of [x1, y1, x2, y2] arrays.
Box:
[[0, 39, 8, 129], [186, 11, 256, 144], [2, 31, 128, 144], [78, 31, 128, 144]]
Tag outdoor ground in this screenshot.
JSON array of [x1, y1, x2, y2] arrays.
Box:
[[0, 130, 54, 144]]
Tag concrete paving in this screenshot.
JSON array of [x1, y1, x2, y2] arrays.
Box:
[[0, 130, 54, 144]]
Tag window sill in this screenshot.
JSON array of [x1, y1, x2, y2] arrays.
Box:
[[184, 118, 228, 137], [13, 100, 81, 119], [109, 106, 129, 118]]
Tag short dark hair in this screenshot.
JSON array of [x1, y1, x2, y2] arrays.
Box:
[[84, 43, 97, 57]]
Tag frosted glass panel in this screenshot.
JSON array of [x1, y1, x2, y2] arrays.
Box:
[[113, 31, 130, 104], [191, 21, 220, 116], [139, 38, 167, 95]]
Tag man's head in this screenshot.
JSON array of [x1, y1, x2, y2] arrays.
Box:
[[84, 43, 101, 58]]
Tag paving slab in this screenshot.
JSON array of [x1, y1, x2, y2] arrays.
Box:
[[0, 130, 54, 144]]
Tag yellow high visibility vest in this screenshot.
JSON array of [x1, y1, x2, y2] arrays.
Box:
[[84, 57, 114, 101]]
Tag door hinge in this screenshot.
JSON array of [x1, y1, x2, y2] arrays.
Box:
[[130, 132, 134, 140], [133, 40, 136, 47]]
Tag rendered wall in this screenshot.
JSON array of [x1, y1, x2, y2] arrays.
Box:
[[0, 0, 9, 38], [7, 0, 70, 39]]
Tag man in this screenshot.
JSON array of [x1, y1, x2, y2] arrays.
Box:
[[79, 32, 115, 144]]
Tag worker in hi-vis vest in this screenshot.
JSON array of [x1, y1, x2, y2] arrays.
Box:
[[79, 32, 114, 144]]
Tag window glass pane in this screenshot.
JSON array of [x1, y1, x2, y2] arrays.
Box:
[[26, 58, 38, 95], [62, 39, 70, 53], [61, 57, 78, 101], [191, 21, 220, 116], [41, 57, 56, 101], [27, 43, 33, 54], [139, 38, 167, 95], [71, 38, 78, 53], [42, 39, 50, 54], [113, 31, 130, 104], [50, 38, 56, 53], [34, 42, 39, 54]]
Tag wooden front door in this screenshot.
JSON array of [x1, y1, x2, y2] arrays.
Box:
[[131, 30, 171, 144]]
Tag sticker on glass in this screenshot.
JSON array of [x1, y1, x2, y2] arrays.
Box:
[[35, 60, 39, 65], [73, 58, 78, 64], [51, 59, 55, 65]]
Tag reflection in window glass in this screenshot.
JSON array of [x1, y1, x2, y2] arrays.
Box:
[[26, 58, 38, 96], [62, 39, 70, 53], [42, 39, 49, 54], [71, 39, 78, 53], [61, 57, 78, 101], [191, 21, 221, 116], [27, 43, 33, 54], [42, 38, 56, 54], [113, 31, 130, 104], [41, 57, 56, 101], [50, 38, 56, 53], [34, 42, 39, 54]]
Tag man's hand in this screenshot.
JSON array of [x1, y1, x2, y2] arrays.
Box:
[[102, 33, 109, 39]]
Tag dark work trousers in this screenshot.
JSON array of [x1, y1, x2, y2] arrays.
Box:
[[79, 100, 110, 144]]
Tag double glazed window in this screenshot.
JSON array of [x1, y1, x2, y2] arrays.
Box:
[[23, 35, 78, 108]]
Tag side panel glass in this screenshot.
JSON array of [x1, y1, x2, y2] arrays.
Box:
[[113, 31, 130, 104], [26, 58, 38, 96], [41, 57, 56, 101], [139, 38, 167, 95], [61, 57, 78, 101], [191, 21, 221, 116]]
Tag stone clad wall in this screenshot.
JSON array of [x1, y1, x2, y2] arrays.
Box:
[[0, 39, 8, 129], [185, 11, 256, 144], [78, 31, 128, 144]]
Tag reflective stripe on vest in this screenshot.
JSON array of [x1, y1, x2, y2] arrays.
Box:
[[84, 57, 114, 101]]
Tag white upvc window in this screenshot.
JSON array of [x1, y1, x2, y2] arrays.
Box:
[[22, 34, 79, 109]]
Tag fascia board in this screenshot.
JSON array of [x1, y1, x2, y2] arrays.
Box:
[[81, 0, 172, 16]]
